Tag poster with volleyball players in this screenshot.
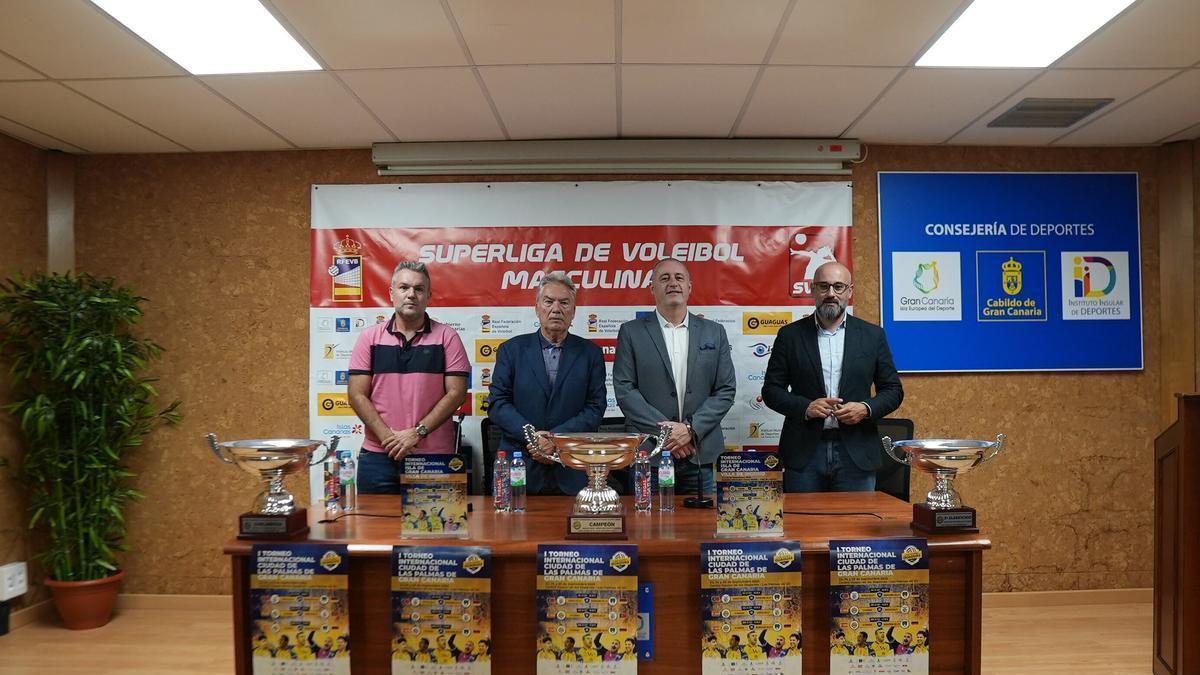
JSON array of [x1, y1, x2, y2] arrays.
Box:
[[715, 451, 784, 537], [250, 544, 350, 675], [401, 455, 469, 538], [700, 542, 803, 674], [829, 538, 929, 675], [536, 544, 639, 675], [391, 546, 492, 673]]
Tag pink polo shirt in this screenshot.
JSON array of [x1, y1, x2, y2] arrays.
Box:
[[348, 314, 470, 453]]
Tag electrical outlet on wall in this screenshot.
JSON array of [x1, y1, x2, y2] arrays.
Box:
[[0, 562, 28, 601]]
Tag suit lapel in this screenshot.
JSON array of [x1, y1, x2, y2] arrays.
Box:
[[641, 313, 677, 389], [550, 336, 581, 401], [799, 316, 826, 396], [837, 315, 859, 395], [526, 334, 552, 398], [685, 314, 700, 395]]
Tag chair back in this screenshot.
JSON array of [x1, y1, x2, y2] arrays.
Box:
[[876, 417, 915, 502]]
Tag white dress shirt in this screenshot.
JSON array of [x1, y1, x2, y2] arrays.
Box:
[[657, 310, 689, 420], [815, 314, 846, 429]]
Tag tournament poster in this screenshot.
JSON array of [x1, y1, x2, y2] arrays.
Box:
[[701, 542, 803, 674], [401, 455, 469, 538], [537, 544, 639, 675], [829, 538, 929, 675], [715, 451, 784, 537], [250, 544, 350, 675], [391, 546, 492, 673]]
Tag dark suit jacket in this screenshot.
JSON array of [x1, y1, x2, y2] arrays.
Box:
[[612, 312, 736, 464], [761, 314, 903, 472], [486, 331, 606, 453]]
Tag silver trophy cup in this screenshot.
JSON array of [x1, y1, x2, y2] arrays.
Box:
[[882, 435, 1006, 510], [523, 424, 670, 514], [208, 433, 338, 515]]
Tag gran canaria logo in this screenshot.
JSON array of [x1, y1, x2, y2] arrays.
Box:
[[912, 261, 940, 294]]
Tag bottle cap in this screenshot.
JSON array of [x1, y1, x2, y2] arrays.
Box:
[[514, 451, 523, 459], [498, 451, 506, 457]]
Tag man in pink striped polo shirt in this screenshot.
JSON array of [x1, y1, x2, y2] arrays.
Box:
[[348, 261, 470, 494]]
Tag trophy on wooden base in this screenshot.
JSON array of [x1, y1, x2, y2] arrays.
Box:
[[207, 433, 337, 540], [524, 424, 669, 539], [883, 435, 1006, 533]]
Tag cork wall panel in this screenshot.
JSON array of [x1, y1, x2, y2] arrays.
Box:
[[74, 147, 1159, 595], [855, 146, 1160, 592], [0, 132, 47, 608]]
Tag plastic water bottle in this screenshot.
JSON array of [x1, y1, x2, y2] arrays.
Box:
[[338, 450, 357, 512], [634, 450, 651, 512], [493, 451, 510, 512], [510, 452, 527, 513], [658, 452, 675, 512], [324, 453, 341, 516]]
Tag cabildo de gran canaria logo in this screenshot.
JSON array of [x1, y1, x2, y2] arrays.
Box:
[[912, 260, 940, 294], [1002, 257, 1022, 296], [609, 551, 632, 572]]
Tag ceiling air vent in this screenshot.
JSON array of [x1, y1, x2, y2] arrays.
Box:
[[987, 97, 1114, 128]]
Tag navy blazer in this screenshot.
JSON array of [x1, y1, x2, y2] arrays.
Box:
[[486, 331, 607, 453], [761, 314, 904, 472]]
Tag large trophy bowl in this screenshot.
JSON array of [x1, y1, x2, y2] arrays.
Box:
[[523, 424, 669, 538], [882, 435, 1005, 532], [208, 433, 338, 539]]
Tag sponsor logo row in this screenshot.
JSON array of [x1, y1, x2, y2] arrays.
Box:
[[893, 251, 1131, 322]]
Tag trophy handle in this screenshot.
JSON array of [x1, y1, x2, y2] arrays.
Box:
[[522, 424, 562, 464], [643, 424, 671, 460], [881, 436, 910, 465], [982, 434, 1006, 462], [309, 436, 338, 466], [206, 433, 235, 464]]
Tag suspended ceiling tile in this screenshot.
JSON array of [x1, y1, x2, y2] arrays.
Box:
[[1056, 69, 1200, 145], [202, 72, 391, 148], [67, 77, 292, 151], [623, 0, 789, 64], [340, 68, 504, 141], [737, 66, 899, 138], [480, 65, 616, 139], [1161, 120, 1200, 144], [1058, 0, 1200, 68], [0, 51, 43, 80], [621, 65, 756, 137], [0, 81, 184, 153], [771, 0, 961, 66], [271, 0, 466, 69], [0, 0, 182, 78], [951, 68, 1178, 145], [450, 0, 614, 65], [0, 116, 85, 152], [847, 68, 1037, 144]]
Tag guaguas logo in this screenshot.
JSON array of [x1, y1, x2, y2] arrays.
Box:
[[912, 261, 940, 294], [1072, 255, 1117, 298]]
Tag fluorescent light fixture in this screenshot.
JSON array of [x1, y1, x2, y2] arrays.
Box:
[[917, 0, 1136, 68], [90, 0, 320, 75]]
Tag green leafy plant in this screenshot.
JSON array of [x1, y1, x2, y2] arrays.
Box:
[[0, 272, 180, 581]]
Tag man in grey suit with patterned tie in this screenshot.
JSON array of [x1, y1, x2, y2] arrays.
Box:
[[613, 258, 737, 494]]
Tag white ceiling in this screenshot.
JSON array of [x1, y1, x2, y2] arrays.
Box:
[[0, 0, 1197, 154]]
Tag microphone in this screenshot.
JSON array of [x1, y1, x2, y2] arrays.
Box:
[[683, 458, 713, 509]]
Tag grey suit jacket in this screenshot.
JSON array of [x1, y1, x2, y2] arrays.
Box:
[[613, 312, 737, 464]]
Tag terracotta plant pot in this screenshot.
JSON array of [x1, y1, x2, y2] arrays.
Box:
[[44, 569, 126, 630]]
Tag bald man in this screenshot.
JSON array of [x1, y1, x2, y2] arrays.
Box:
[[761, 262, 904, 492]]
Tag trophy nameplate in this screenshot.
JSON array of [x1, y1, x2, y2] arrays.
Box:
[[566, 514, 627, 540], [208, 433, 336, 540], [883, 435, 1005, 534]]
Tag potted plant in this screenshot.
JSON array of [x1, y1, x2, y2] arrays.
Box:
[[0, 272, 180, 629]]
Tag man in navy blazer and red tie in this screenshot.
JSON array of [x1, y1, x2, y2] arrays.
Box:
[[762, 262, 904, 492], [487, 272, 606, 495]]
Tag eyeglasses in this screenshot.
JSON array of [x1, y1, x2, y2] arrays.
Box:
[[813, 281, 852, 294]]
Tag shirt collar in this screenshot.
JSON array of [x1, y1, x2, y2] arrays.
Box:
[[656, 309, 689, 330], [814, 312, 847, 335], [386, 312, 433, 336], [537, 331, 564, 349]]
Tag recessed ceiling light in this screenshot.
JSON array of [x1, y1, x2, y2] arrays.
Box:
[[90, 0, 320, 75], [917, 0, 1136, 68]]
